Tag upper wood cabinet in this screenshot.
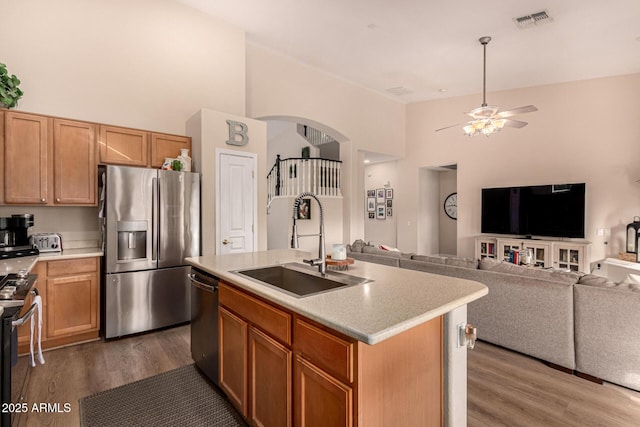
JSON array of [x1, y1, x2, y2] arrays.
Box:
[[98, 125, 149, 166], [53, 119, 97, 205], [150, 133, 191, 168], [3, 112, 98, 206], [4, 112, 49, 204]]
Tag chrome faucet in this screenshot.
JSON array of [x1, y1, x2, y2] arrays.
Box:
[[291, 192, 326, 275]]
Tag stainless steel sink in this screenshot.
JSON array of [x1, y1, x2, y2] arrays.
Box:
[[233, 263, 372, 297]]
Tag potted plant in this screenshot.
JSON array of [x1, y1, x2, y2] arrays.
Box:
[[0, 63, 23, 109]]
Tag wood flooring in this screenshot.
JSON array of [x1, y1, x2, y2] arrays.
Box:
[[12, 326, 640, 426]]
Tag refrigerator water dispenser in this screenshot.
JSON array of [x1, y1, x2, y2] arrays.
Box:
[[117, 221, 147, 261]]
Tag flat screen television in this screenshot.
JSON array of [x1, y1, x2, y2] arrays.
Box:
[[481, 183, 585, 238]]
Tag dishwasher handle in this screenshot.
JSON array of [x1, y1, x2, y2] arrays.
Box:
[[188, 273, 218, 293]]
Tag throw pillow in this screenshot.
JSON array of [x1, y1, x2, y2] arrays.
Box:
[[350, 239, 366, 253], [380, 244, 400, 252]]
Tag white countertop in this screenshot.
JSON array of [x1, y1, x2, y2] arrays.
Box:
[[0, 248, 103, 274], [186, 249, 488, 345]]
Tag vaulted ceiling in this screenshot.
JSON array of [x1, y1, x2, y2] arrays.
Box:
[[177, 0, 640, 103]]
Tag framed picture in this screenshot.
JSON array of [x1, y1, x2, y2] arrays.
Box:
[[368, 212, 375, 219], [296, 198, 311, 220], [376, 205, 386, 219], [387, 207, 393, 217], [367, 197, 376, 212], [367, 189, 375, 197], [386, 199, 392, 208], [376, 188, 385, 204], [386, 188, 393, 199]]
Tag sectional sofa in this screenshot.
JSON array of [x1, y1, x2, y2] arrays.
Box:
[[345, 241, 640, 392]]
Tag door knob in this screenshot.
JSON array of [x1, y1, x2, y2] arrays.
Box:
[[222, 239, 230, 245]]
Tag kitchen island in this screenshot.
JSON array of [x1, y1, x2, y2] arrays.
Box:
[[186, 249, 487, 427]]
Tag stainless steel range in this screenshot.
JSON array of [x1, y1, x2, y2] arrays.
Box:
[[0, 270, 39, 427]]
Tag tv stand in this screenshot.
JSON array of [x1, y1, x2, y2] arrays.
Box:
[[475, 235, 591, 273]]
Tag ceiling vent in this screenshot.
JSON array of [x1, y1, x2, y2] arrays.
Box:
[[385, 86, 414, 96], [513, 9, 553, 29]]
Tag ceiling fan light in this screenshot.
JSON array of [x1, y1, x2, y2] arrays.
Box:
[[493, 119, 506, 129], [463, 125, 475, 135], [472, 120, 485, 130]]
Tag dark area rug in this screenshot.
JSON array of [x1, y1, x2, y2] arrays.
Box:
[[79, 364, 247, 427]]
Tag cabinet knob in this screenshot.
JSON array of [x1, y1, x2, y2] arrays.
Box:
[[56, 198, 61, 202], [40, 198, 45, 203]]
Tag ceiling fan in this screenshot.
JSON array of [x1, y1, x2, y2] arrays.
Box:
[[436, 36, 538, 136]]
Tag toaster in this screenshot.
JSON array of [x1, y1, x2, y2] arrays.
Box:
[[30, 233, 63, 252]]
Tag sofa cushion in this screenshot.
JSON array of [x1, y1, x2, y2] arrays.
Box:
[[578, 273, 640, 292], [444, 257, 478, 269], [578, 274, 616, 288], [411, 254, 446, 264], [362, 246, 401, 258], [479, 257, 580, 284]]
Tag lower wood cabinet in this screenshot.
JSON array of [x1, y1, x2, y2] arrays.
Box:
[[17, 256, 100, 354], [295, 355, 352, 427], [219, 281, 443, 427]]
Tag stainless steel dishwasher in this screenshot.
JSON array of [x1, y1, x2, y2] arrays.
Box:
[[189, 267, 219, 385]]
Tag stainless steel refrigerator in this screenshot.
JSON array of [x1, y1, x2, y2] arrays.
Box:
[[101, 165, 200, 338]]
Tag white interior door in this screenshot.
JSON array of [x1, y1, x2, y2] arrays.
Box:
[[217, 150, 256, 254]]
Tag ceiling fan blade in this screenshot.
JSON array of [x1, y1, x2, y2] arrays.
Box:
[[503, 119, 529, 128], [435, 123, 465, 132], [496, 105, 538, 118]]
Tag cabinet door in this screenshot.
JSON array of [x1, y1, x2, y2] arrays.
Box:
[[476, 237, 497, 259], [46, 272, 98, 337], [150, 133, 191, 168], [295, 355, 353, 427], [54, 119, 97, 205], [553, 243, 586, 272], [497, 239, 523, 263], [98, 125, 149, 166], [4, 112, 49, 204], [219, 306, 249, 418], [249, 327, 292, 427]]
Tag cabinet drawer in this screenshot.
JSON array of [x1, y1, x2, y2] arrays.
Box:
[[219, 282, 291, 345], [294, 318, 354, 384], [47, 257, 98, 277]]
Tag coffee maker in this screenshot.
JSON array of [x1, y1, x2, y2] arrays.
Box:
[[0, 214, 39, 258]]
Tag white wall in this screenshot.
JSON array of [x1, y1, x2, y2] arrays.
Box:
[[266, 121, 318, 166], [439, 170, 457, 255], [187, 109, 267, 256], [418, 168, 441, 255], [247, 44, 406, 246], [402, 73, 640, 262], [0, 206, 100, 248], [267, 197, 343, 253], [364, 161, 398, 247], [1, 0, 246, 135]]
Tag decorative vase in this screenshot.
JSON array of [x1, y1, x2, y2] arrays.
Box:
[[178, 149, 192, 172], [161, 158, 174, 170]]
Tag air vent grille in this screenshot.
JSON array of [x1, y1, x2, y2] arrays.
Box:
[[513, 9, 553, 29], [385, 86, 414, 96]]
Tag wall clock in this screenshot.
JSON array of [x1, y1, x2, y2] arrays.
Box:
[[444, 192, 457, 220]]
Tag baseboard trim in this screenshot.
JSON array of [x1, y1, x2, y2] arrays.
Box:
[[547, 362, 574, 375], [575, 371, 604, 384]]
